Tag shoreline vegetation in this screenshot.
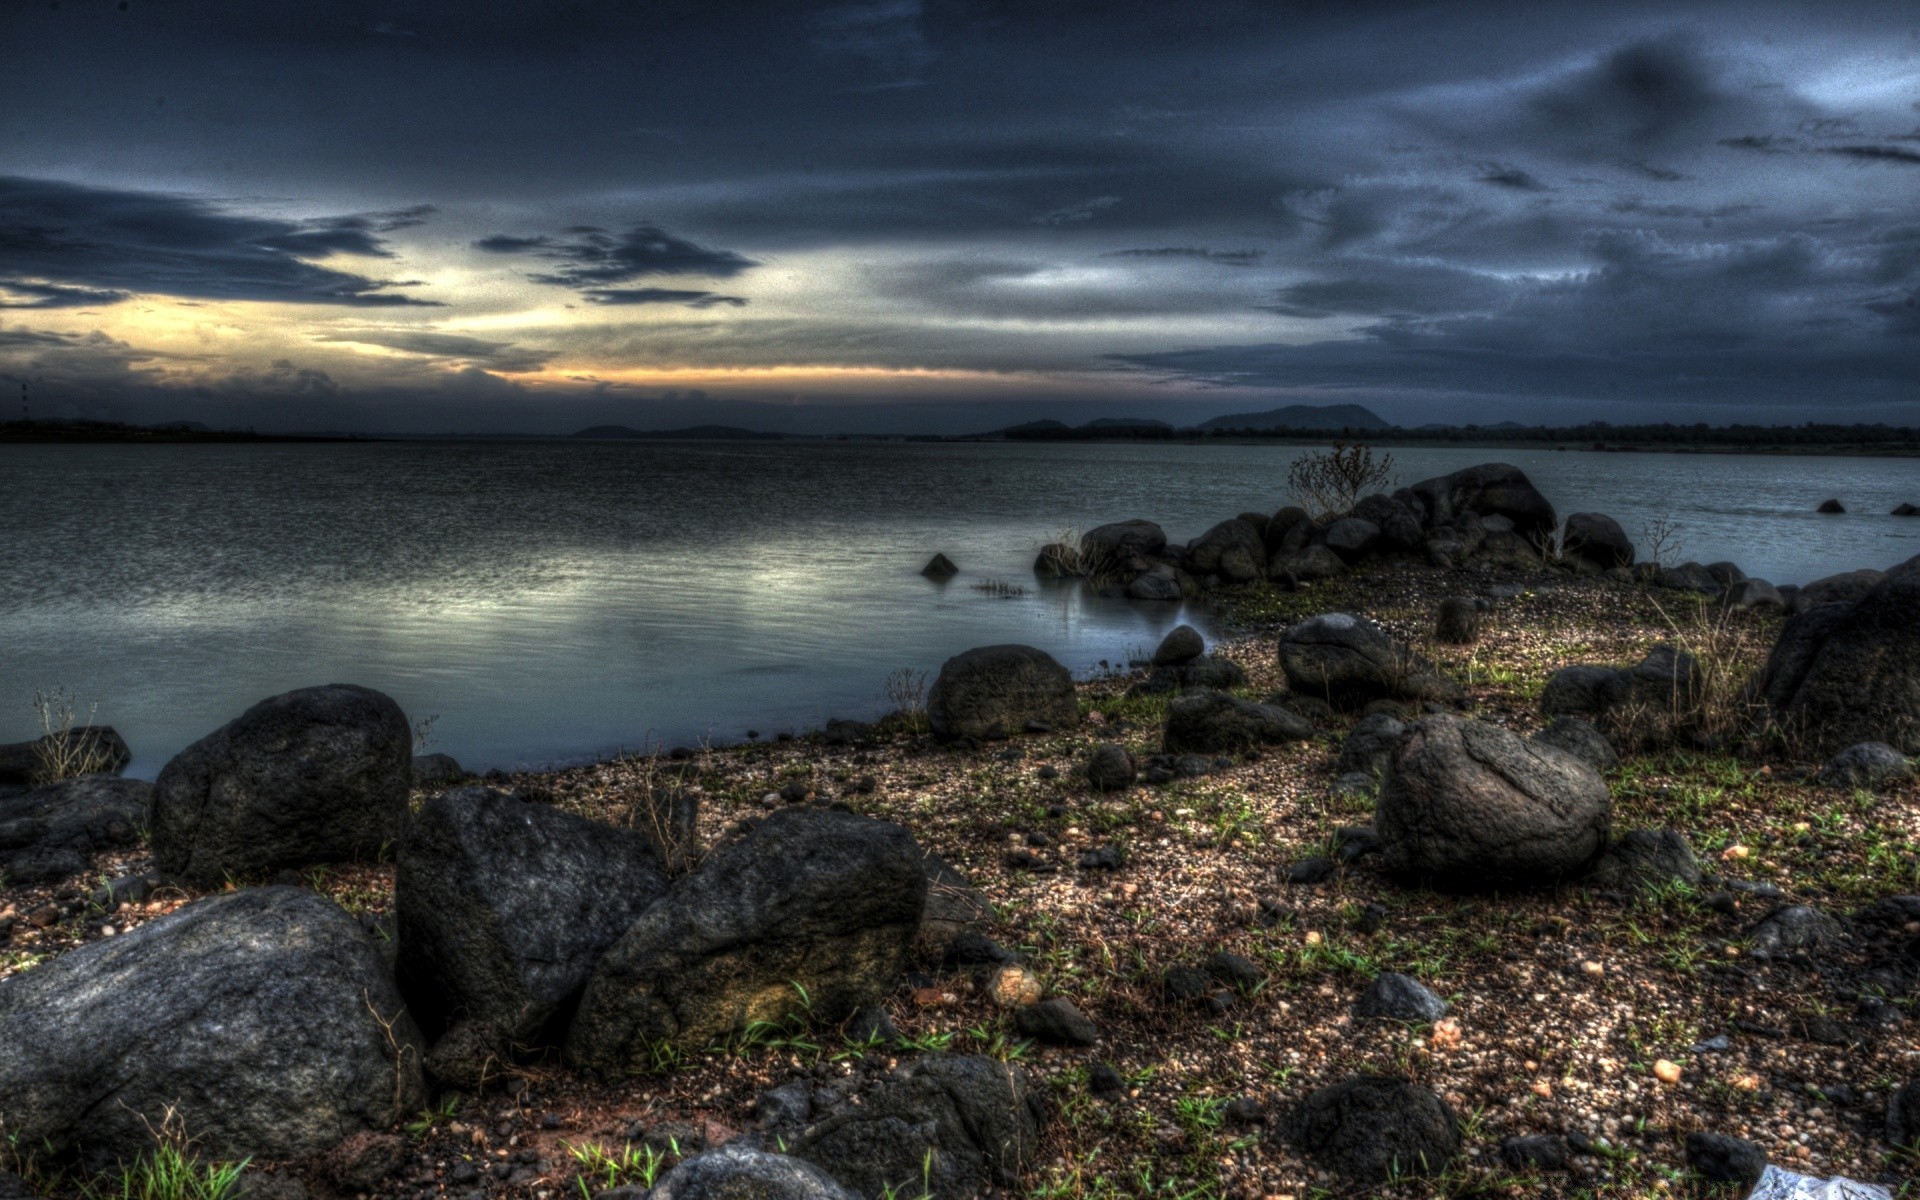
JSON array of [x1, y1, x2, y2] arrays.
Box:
[[3, 460, 1919, 1199], [4, 415, 1920, 457]]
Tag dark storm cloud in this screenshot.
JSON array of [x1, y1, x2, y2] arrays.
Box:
[[0, 176, 437, 306], [1826, 145, 1920, 167], [0, 280, 129, 309], [579, 288, 748, 308], [1103, 247, 1266, 265], [314, 329, 554, 373], [474, 225, 758, 304], [1477, 166, 1548, 191]]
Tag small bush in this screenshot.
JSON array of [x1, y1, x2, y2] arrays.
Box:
[[29, 687, 116, 786], [1286, 443, 1395, 519], [883, 667, 931, 733]]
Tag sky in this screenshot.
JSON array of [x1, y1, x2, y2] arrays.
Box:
[[2, 0, 1919, 434]]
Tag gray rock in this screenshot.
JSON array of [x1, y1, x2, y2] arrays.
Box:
[[1433, 597, 1481, 646], [1587, 829, 1701, 893], [1816, 741, 1915, 790], [411, 753, 464, 787], [1351, 494, 1423, 551], [1353, 972, 1448, 1022], [1561, 513, 1634, 570], [1125, 566, 1184, 602], [926, 645, 1078, 742], [568, 809, 925, 1072], [1014, 997, 1097, 1046], [396, 786, 672, 1043], [1277, 613, 1462, 710], [1756, 560, 1920, 755], [1080, 520, 1166, 563], [1204, 951, 1264, 990], [1406, 463, 1556, 539], [0, 887, 424, 1166], [1748, 905, 1844, 960], [794, 1054, 1044, 1200], [1655, 561, 1721, 594], [1284, 1076, 1461, 1185], [1500, 1134, 1567, 1171], [1889, 1081, 1920, 1150], [918, 852, 992, 960], [149, 684, 412, 886], [0, 727, 131, 787], [1336, 713, 1406, 779], [423, 1019, 509, 1091], [652, 1144, 858, 1200], [759, 1080, 814, 1131], [1722, 578, 1784, 611], [1685, 1132, 1765, 1187], [1269, 543, 1346, 582], [1126, 655, 1246, 697], [1322, 517, 1381, 561], [1794, 568, 1884, 612], [920, 553, 959, 579], [1377, 715, 1612, 888], [1263, 506, 1314, 555], [0, 775, 149, 885], [1816, 498, 1846, 514], [1151, 625, 1205, 666], [1085, 744, 1136, 793], [1162, 690, 1313, 755], [1531, 716, 1618, 774], [1540, 665, 1629, 719], [1185, 520, 1267, 583]]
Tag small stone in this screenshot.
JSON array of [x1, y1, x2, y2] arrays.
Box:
[[1014, 997, 1097, 1046], [1088, 1063, 1125, 1097], [1284, 856, 1335, 885], [1162, 966, 1213, 1005], [984, 963, 1043, 1008], [1204, 951, 1264, 992], [1353, 972, 1449, 1023], [1500, 1134, 1567, 1171], [1685, 1132, 1766, 1187], [1653, 1059, 1682, 1084]]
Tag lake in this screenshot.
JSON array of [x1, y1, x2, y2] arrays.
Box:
[[1, 440, 1914, 778]]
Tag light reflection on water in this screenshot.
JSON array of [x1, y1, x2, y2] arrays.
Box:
[[1, 440, 1914, 777]]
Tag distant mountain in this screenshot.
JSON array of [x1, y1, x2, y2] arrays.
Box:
[[1197, 403, 1389, 432], [1083, 417, 1172, 431], [569, 424, 782, 440], [990, 416, 1176, 439], [994, 419, 1073, 437]]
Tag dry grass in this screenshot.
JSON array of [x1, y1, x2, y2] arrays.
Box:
[[28, 687, 116, 786]]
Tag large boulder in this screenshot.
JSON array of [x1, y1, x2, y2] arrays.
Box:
[[1277, 613, 1461, 709], [1336, 713, 1407, 779], [567, 809, 925, 1073], [1321, 517, 1380, 562], [1263, 506, 1313, 555], [1561, 513, 1634, 570], [1722, 578, 1785, 611], [1079, 520, 1165, 564], [1816, 742, 1915, 790], [1539, 646, 1699, 746], [793, 1054, 1045, 1200], [0, 887, 424, 1166], [1377, 715, 1612, 888], [1162, 690, 1313, 754], [1407, 464, 1556, 539], [926, 645, 1078, 741], [651, 1145, 857, 1200], [0, 775, 149, 885], [1793, 568, 1884, 612], [396, 787, 673, 1043], [1351, 494, 1423, 550], [1151, 625, 1205, 666], [1586, 829, 1701, 893], [1125, 654, 1246, 697], [0, 727, 131, 787], [1284, 1076, 1461, 1185], [1270, 543, 1346, 582], [1185, 519, 1266, 583], [149, 684, 411, 886], [1754, 561, 1920, 756]]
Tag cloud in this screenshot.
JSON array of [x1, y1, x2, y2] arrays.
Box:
[[0, 279, 128, 309], [1522, 34, 1730, 151], [473, 225, 757, 287], [579, 287, 748, 307], [1477, 166, 1548, 191], [1102, 247, 1266, 265], [315, 328, 554, 372], [1826, 145, 1920, 167], [0, 177, 438, 307]]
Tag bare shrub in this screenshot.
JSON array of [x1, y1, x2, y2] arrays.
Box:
[[1286, 443, 1395, 520], [882, 667, 931, 733], [29, 686, 114, 786], [1639, 512, 1685, 569]]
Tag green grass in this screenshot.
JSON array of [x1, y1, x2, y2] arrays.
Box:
[[566, 1140, 670, 1194], [81, 1144, 248, 1200]]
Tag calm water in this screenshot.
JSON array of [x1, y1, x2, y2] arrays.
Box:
[[1, 441, 1914, 777]]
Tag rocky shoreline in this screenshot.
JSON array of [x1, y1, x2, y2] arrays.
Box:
[[3, 462, 1919, 1200]]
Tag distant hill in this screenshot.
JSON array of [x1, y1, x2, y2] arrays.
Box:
[[1083, 417, 1172, 431], [1197, 404, 1389, 432], [991, 416, 1176, 440], [569, 424, 782, 440]]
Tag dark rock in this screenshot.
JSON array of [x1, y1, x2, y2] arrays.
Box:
[[1500, 1134, 1568, 1171], [759, 1079, 814, 1130], [1186, 520, 1267, 583], [1078, 845, 1124, 870], [1337, 713, 1407, 779], [323, 1132, 406, 1192], [1330, 771, 1376, 799], [1749, 905, 1844, 960], [1127, 654, 1249, 698], [1223, 1096, 1265, 1126], [1531, 716, 1618, 774], [1540, 666, 1629, 720], [1889, 1081, 1920, 1149], [1656, 562, 1722, 594], [89, 870, 161, 911], [1562, 513, 1634, 570], [1264, 507, 1314, 554], [1896, 503, 1920, 517], [1433, 597, 1481, 646], [652, 1144, 858, 1200], [1377, 715, 1611, 888], [1278, 613, 1461, 710], [1203, 951, 1263, 991], [1081, 519, 1167, 563], [921, 553, 959, 579], [926, 645, 1078, 742], [918, 852, 992, 960], [1353, 972, 1449, 1023], [0, 775, 149, 885], [821, 719, 875, 747], [1089, 1063, 1126, 1097], [1162, 690, 1312, 754], [1817, 498, 1845, 514], [1014, 997, 1097, 1046], [1270, 543, 1345, 582], [1407, 463, 1556, 538], [1283, 1076, 1461, 1185], [411, 753, 464, 788], [396, 786, 672, 1042], [1685, 1132, 1766, 1187], [794, 1054, 1044, 1200], [1817, 741, 1914, 790], [1351, 494, 1423, 551], [845, 1005, 898, 1045], [1587, 830, 1701, 893], [1125, 566, 1185, 602], [1152, 625, 1205, 667], [1722, 578, 1785, 611], [1322, 517, 1380, 562], [1162, 966, 1214, 1005], [1333, 826, 1382, 862], [0, 887, 424, 1166], [567, 809, 925, 1072], [1796, 568, 1886, 612], [1085, 744, 1136, 793], [149, 684, 412, 886], [424, 1019, 509, 1091], [1284, 856, 1335, 884], [233, 1168, 307, 1200], [1756, 561, 1920, 755], [0, 727, 131, 786], [943, 931, 1015, 967]]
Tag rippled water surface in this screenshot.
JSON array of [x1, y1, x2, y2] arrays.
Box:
[[2, 441, 1914, 776]]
